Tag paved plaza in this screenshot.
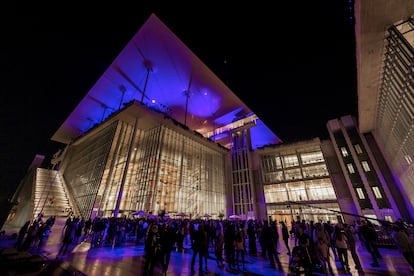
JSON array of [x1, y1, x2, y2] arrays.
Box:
[[1, 217, 413, 275]]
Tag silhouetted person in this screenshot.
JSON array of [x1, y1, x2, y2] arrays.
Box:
[[313, 222, 333, 275], [247, 220, 257, 255], [391, 223, 414, 271], [296, 223, 313, 276], [280, 221, 291, 255], [214, 222, 225, 268], [15, 220, 30, 250], [358, 220, 381, 267], [160, 221, 177, 276], [234, 224, 246, 271], [262, 220, 283, 271], [21, 219, 40, 250], [190, 222, 209, 275], [224, 222, 236, 270], [344, 224, 363, 273], [143, 223, 162, 276], [57, 218, 76, 257], [333, 225, 349, 272]]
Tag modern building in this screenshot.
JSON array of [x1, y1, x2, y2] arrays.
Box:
[[255, 138, 343, 225], [355, 0, 414, 221], [4, 1, 414, 231], [327, 115, 408, 222], [4, 14, 282, 228]]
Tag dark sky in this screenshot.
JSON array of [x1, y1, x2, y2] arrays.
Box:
[[1, 1, 357, 198]]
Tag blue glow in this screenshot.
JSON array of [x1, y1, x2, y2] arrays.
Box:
[[53, 14, 281, 149], [214, 107, 244, 125]]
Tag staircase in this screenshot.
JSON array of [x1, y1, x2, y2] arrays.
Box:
[[33, 168, 72, 218]]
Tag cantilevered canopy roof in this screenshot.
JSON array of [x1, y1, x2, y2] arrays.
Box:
[[52, 14, 281, 148]]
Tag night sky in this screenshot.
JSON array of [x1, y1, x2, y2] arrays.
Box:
[[1, 1, 357, 199]]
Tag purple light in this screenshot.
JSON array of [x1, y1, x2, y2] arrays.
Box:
[[52, 14, 281, 149]]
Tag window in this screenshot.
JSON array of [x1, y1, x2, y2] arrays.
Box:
[[340, 147, 349, 157], [356, 188, 365, 199], [347, 163, 355, 174], [284, 168, 302, 180], [283, 154, 299, 168], [372, 186, 383, 199], [302, 164, 329, 178], [354, 144, 363, 154], [301, 151, 324, 164], [361, 161, 371, 172], [405, 155, 413, 165]]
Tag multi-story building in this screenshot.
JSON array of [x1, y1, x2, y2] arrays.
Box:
[[327, 115, 408, 222], [255, 138, 343, 225], [355, 0, 414, 221], [5, 2, 414, 230], [4, 14, 282, 227]]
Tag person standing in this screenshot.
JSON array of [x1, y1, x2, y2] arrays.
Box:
[[21, 219, 40, 251], [313, 222, 333, 275], [333, 225, 350, 272], [257, 221, 267, 257], [190, 221, 203, 275], [344, 223, 363, 272], [324, 222, 339, 261], [234, 224, 246, 271], [224, 222, 236, 270], [57, 218, 76, 257], [160, 220, 177, 276], [270, 221, 281, 254], [391, 223, 414, 271], [214, 221, 225, 268], [15, 220, 30, 251], [262, 220, 283, 271], [358, 220, 381, 267], [247, 220, 257, 255], [296, 224, 313, 276], [199, 222, 210, 273], [280, 221, 291, 255], [190, 221, 209, 275], [143, 223, 163, 276]]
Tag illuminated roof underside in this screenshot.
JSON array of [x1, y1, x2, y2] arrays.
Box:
[[51, 14, 281, 149]]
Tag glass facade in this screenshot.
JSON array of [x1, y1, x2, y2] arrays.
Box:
[[61, 115, 226, 219], [231, 128, 254, 219], [259, 140, 340, 225]]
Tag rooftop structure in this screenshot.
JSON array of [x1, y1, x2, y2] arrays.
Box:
[[51, 14, 281, 150]]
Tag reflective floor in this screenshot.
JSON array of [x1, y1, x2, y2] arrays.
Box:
[[1, 217, 413, 275]]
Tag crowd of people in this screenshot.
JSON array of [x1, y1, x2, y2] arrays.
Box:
[[288, 218, 414, 275], [11, 212, 414, 276]]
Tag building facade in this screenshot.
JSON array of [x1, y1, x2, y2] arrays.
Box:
[[254, 138, 342, 225], [327, 115, 406, 223], [355, 1, 414, 221], [5, 4, 414, 228], [57, 101, 229, 220]]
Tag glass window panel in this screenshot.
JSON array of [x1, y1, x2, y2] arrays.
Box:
[[264, 184, 288, 203], [361, 161, 371, 172], [356, 188, 365, 199], [354, 144, 363, 154], [347, 163, 355, 174], [372, 186, 383, 199], [284, 168, 302, 180], [306, 179, 336, 200], [287, 182, 307, 201], [340, 147, 349, 157], [300, 151, 324, 165], [283, 154, 299, 168], [302, 164, 329, 178]]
